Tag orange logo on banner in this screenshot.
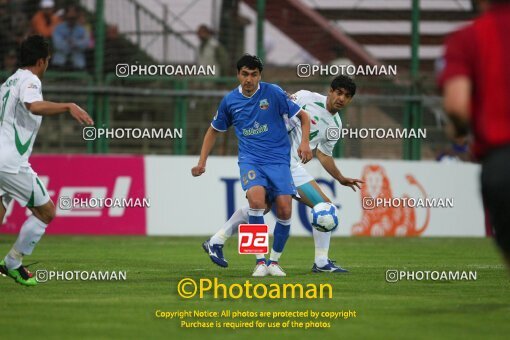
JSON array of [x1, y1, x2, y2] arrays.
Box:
[[352, 164, 430, 237]]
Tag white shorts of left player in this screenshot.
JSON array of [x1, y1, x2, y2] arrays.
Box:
[[0, 166, 50, 208]]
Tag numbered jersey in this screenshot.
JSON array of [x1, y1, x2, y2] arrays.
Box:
[[288, 90, 342, 168], [0, 69, 43, 173]]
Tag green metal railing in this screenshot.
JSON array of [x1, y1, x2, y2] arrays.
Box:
[[1, 0, 430, 159], [89, 0, 425, 158], [102, 74, 187, 154], [403, 0, 423, 160], [97, 74, 239, 154], [1, 66, 434, 158]]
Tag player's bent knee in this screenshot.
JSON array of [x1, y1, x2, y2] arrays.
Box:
[[32, 200, 56, 224], [276, 207, 292, 220], [248, 198, 266, 210], [45, 201, 56, 223], [46, 205, 56, 223], [0, 197, 6, 224], [280, 212, 292, 220]]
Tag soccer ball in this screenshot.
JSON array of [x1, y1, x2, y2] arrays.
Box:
[[310, 202, 339, 232]]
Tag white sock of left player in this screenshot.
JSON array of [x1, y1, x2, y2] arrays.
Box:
[[209, 206, 249, 245], [313, 228, 331, 267], [4, 215, 48, 270], [4, 248, 23, 270], [205, 206, 267, 262]]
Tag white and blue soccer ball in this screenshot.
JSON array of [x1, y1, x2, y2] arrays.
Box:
[[310, 202, 339, 232]]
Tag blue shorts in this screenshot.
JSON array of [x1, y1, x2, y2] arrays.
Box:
[[239, 162, 296, 198]]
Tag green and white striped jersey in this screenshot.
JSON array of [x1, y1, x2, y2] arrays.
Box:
[[288, 90, 342, 167], [0, 69, 43, 173]]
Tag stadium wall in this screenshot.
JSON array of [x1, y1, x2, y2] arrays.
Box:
[[0, 155, 485, 237]]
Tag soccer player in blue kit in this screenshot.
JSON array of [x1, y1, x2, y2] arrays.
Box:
[[192, 54, 312, 276], [202, 76, 362, 275]]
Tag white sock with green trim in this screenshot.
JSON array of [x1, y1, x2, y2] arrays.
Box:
[[8, 216, 48, 268], [210, 206, 249, 245], [4, 248, 23, 270], [313, 228, 331, 267]]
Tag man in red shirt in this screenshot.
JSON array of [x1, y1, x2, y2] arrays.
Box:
[[439, 0, 510, 268]]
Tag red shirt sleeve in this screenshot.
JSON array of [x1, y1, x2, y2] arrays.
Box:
[[438, 25, 475, 88]]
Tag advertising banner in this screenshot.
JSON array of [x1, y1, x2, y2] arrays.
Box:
[[146, 156, 485, 237], [1, 155, 147, 235]]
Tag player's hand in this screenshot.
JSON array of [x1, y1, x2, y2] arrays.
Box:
[[191, 165, 206, 177], [69, 103, 94, 125], [298, 142, 313, 164], [285, 91, 297, 101], [339, 176, 364, 192]]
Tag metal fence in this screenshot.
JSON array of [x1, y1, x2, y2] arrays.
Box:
[[0, 0, 462, 161], [7, 73, 449, 160]]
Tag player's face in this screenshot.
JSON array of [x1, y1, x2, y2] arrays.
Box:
[[237, 67, 261, 96], [37, 56, 51, 78], [43, 56, 50, 72], [327, 87, 353, 113]]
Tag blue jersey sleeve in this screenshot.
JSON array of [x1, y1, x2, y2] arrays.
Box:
[[271, 84, 301, 118], [211, 96, 231, 132]]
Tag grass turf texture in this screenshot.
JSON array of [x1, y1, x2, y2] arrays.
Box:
[[0, 236, 509, 339]]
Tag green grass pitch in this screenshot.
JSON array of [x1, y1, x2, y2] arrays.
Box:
[[0, 236, 509, 339]]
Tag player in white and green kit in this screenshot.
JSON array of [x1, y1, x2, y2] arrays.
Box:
[[0, 35, 93, 286], [204, 75, 363, 275]]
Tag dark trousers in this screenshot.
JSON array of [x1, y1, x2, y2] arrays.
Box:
[[481, 145, 510, 254]]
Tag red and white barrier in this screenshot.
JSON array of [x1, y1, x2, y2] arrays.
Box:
[[1, 155, 485, 237]]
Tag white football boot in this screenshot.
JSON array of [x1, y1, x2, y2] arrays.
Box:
[[252, 260, 269, 277], [267, 261, 286, 277]]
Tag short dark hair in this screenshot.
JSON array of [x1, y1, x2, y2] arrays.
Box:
[[330, 75, 356, 97], [19, 35, 50, 67], [236, 54, 263, 72]]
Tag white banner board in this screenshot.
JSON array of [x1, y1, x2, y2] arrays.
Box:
[[146, 156, 485, 237]]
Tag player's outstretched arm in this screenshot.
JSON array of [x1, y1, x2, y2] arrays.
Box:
[[26, 101, 94, 125], [296, 109, 312, 163], [316, 149, 363, 192], [192, 126, 219, 177]]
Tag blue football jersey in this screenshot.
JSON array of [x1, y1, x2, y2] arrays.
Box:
[[211, 82, 301, 165]]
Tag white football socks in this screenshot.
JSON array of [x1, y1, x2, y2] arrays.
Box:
[[4, 248, 23, 270], [269, 250, 282, 262], [209, 206, 249, 245], [255, 254, 266, 262], [313, 228, 331, 267], [208, 206, 267, 262], [4, 215, 48, 269], [208, 205, 334, 267]]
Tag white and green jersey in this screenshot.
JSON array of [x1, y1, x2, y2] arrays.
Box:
[[288, 90, 342, 168], [0, 69, 43, 173]]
